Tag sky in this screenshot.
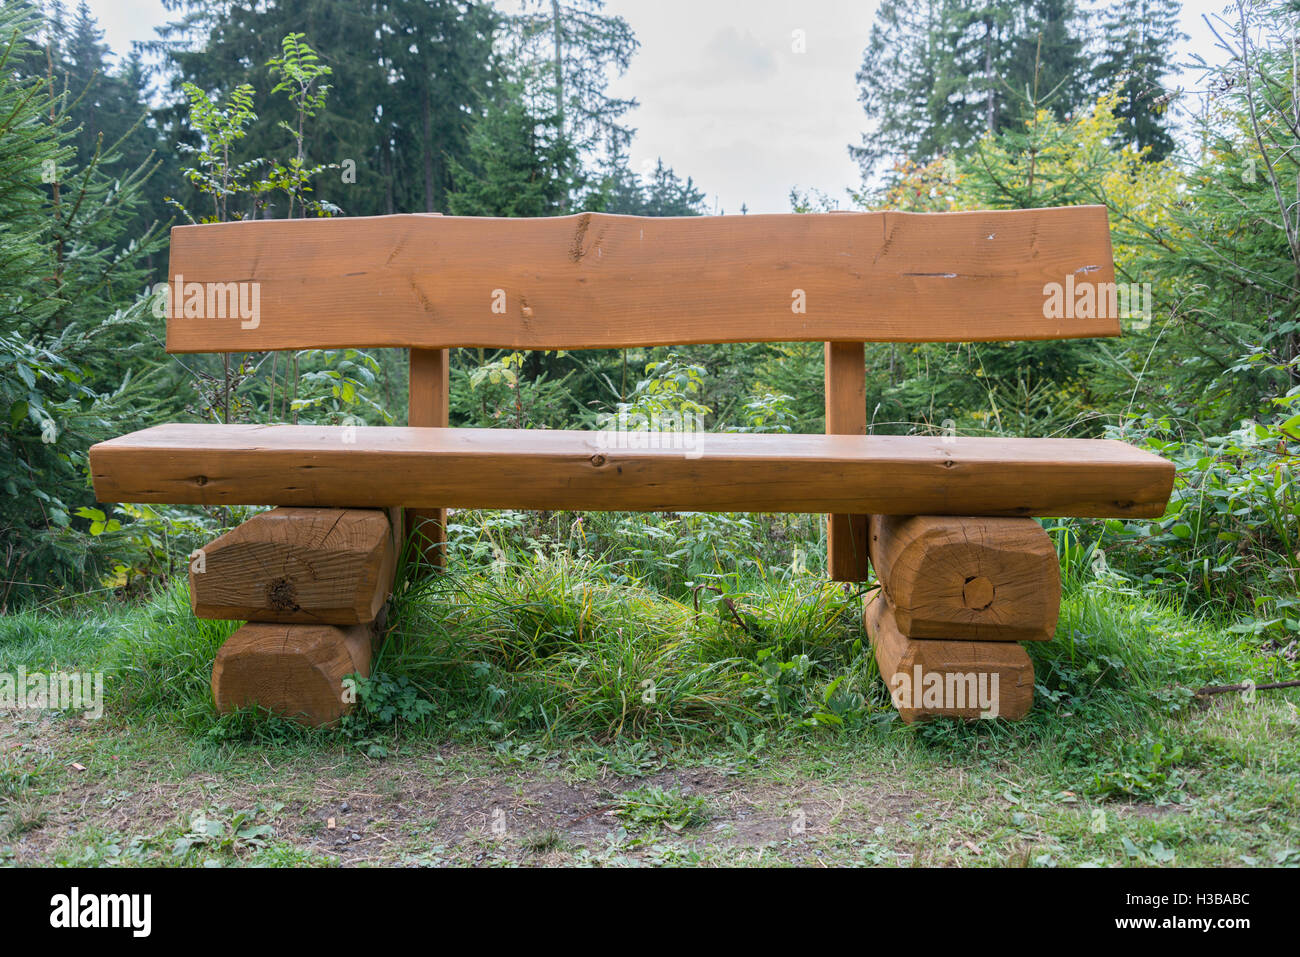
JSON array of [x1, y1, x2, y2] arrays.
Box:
[[84, 0, 1238, 214]]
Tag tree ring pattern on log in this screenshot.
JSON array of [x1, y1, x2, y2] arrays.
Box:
[[190, 507, 396, 624], [868, 515, 1060, 641]]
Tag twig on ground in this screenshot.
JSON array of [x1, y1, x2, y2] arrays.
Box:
[[1194, 679, 1300, 696]]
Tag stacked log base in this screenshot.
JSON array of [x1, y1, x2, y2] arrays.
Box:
[[212, 622, 375, 726], [199, 507, 397, 726], [868, 514, 1059, 642], [865, 515, 1055, 722], [191, 507, 396, 624], [865, 591, 1034, 722]]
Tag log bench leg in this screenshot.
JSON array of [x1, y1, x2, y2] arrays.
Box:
[[865, 590, 1034, 722], [868, 514, 1060, 642], [212, 622, 375, 726], [194, 507, 398, 727], [864, 514, 1057, 722]]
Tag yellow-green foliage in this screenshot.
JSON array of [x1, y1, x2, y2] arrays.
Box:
[[874, 92, 1183, 286]]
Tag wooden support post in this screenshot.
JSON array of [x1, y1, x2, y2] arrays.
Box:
[[191, 507, 395, 624], [406, 346, 450, 569], [868, 515, 1060, 642], [212, 621, 376, 726], [825, 342, 869, 580], [865, 590, 1034, 722]]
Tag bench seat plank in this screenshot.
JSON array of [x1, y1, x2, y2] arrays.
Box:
[[90, 424, 1174, 518]]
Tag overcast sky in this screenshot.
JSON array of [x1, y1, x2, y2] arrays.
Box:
[[85, 0, 1236, 214]]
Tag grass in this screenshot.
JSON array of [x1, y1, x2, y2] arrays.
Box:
[[0, 513, 1296, 867]]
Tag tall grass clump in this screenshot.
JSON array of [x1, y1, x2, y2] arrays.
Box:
[[105, 581, 239, 730]]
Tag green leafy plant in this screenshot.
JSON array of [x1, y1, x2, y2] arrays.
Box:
[[612, 785, 711, 832], [1089, 735, 1188, 802], [170, 82, 260, 225], [265, 33, 337, 219], [172, 804, 283, 860]]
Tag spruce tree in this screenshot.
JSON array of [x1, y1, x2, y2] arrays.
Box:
[[446, 82, 577, 218], [849, 0, 948, 178], [57, 3, 169, 239], [0, 1, 166, 598], [511, 0, 639, 179], [851, 0, 1090, 180], [152, 0, 499, 216], [1091, 0, 1186, 159], [596, 157, 707, 216]]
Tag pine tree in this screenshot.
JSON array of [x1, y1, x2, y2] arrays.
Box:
[[640, 159, 707, 216], [382, 0, 499, 212], [152, 0, 499, 216], [942, 0, 1019, 141], [55, 3, 168, 240], [1007, 0, 1086, 117], [63, 1, 110, 162], [1091, 0, 1186, 159], [597, 158, 706, 216], [849, 0, 948, 178], [851, 0, 1090, 180], [445, 82, 577, 217], [512, 0, 639, 171], [0, 1, 166, 598]]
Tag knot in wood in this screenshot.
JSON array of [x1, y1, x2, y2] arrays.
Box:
[[962, 575, 995, 610], [266, 575, 300, 612]]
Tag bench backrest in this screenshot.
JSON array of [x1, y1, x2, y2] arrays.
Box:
[[162, 206, 1118, 353]]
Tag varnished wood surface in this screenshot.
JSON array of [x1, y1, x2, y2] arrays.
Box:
[[825, 342, 870, 580], [91, 424, 1176, 518], [868, 515, 1060, 641], [865, 590, 1034, 722], [164, 207, 1120, 352]]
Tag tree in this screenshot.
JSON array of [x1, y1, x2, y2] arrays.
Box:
[[1091, 0, 1187, 160], [851, 0, 1090, 181], [1007, 0, 1087, 117], [597, 157, 707, 216], [1131, 0, 1300, 421], [446, 81, 577, 218], [511, 0, 639, 183], [152, 0, 499, 216], [849, 0, 949, 178], [0, 1, 166, 601], [52, 2, 170, 245], [942, 0, 1020, 141], [380, 0, 500, 212]]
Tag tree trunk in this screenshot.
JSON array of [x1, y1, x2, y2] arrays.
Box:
[[552, 0, 565, 139], [423, 87, 435, 212]]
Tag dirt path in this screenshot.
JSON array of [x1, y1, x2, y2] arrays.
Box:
[[1, 713, 948, 866]]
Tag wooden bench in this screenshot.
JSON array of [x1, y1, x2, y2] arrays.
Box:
[[90, 207, 1174, 725]]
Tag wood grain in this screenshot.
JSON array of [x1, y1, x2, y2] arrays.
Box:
[[868, 515, 1060, 641], [190, 507, 396, 624], [163, 207, 1120, 352], [211, 621, 375, 726], [90, 424, 1176, 518], [825, 342, 870, 580], [865, 590, 1034, 722]]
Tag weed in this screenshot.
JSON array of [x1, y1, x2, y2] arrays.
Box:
[[613, 785, 711, 832]]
